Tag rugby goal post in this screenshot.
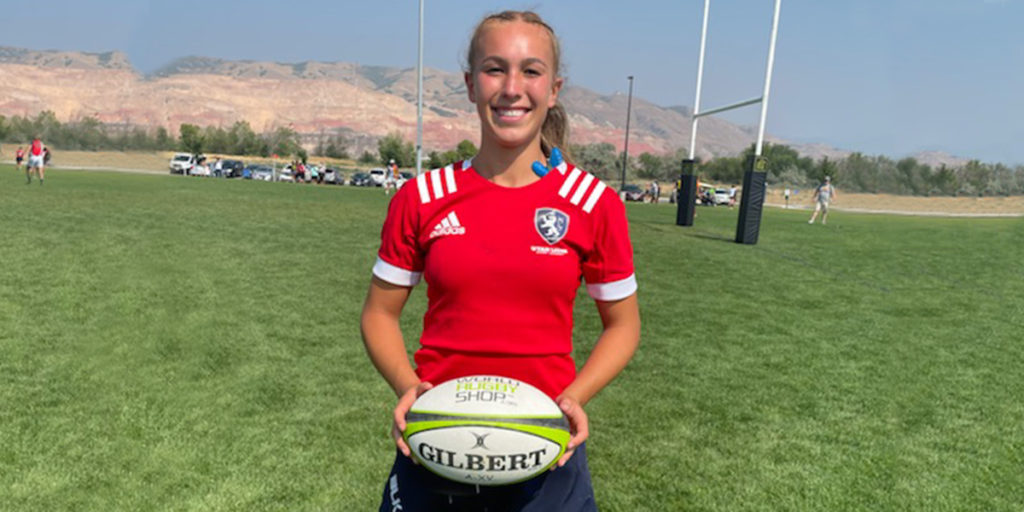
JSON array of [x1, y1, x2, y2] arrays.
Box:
[[676, 0, 782, 245]]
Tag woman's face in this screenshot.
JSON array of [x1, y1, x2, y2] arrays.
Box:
[[466, 20, 563, 152]]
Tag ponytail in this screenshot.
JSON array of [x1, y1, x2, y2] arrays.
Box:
[[541, 103, 571, 162]]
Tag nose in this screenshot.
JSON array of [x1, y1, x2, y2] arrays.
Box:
[[502, 70, 523, 99]]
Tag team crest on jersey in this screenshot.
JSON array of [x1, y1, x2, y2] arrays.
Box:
[[534, 208, 569, 245]]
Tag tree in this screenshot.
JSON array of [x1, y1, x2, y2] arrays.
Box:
[[227, 121, 259, 155], [378, 131, 415, 167], [179, 124, 204, 154], [637, 152, 663, 180], [320, 135, 349, 159], [155, 127, 174, 150], [358, 151, 377, 165], [426, 151, 445, 169], [266, 126, 300, 158], [568, 142, 618, 180], [455, 140, 477, 160]]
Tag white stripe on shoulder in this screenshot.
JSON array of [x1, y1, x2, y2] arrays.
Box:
[[416, 173, 430, 204], [570, 173, 595, 206], [586, 274, 637, 301], [555, 161, 569, 175], [558, 168, 582, 198], [444, 165, 457, 193], [430, 169, 444, 200], [373, 257, 422, 287], [582, 181, 608, 213]]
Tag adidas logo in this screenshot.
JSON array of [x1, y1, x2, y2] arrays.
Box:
[[429, 211, 466, 239]]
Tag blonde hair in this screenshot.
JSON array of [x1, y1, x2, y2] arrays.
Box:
[[466, 10, 570, 160]]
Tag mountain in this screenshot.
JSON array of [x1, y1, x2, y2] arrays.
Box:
[[1, 46, 964, 167]]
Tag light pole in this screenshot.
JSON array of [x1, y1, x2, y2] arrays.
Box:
[[415, 0, 424, 176], [620, 75, 634, 192]]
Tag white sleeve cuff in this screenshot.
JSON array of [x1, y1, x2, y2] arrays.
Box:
[[586, 274, 637, 301], [372, 257, 422, 287]]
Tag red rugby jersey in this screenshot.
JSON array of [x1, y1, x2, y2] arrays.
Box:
[[373, 159, 636, 397]]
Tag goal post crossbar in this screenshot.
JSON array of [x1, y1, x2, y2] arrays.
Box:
[[687, 0, 782, 160]]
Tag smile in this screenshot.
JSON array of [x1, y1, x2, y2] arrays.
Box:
[[493, 107, 530, 121]]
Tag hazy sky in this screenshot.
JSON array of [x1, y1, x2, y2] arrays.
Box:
[[3, 0, 1022, 164]]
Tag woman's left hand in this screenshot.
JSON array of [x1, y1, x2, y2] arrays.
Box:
[[553, 394, 589, 468]]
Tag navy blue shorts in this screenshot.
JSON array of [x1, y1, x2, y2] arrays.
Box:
[[379, 443, 597, 511]]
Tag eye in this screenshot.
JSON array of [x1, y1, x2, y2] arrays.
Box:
[[484, 66, 504, 75], [524, 68, 543, 77]]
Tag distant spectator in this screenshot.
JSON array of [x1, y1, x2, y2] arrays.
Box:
[[26, 136, 46, 185], [784, 187, 791, 209], [808, 176, 837, 225], [384, 159, 398, 195], [15, 146, 25, 171], [647, 181, 660, 203], [213, 157, 223, 178], [728, 184, 738, 208]]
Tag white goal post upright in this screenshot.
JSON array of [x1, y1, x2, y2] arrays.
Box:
[[677, 0, 782, 245]]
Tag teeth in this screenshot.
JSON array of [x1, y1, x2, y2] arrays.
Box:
[[496, 108, 526, 117]]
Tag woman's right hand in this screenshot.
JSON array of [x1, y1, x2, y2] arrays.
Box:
[[392, 381, 434, 459]]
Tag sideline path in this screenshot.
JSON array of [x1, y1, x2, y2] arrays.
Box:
[[651, 197, 1022, 218], [51, 164, 165, 175], [763, 203, 1023, 218]]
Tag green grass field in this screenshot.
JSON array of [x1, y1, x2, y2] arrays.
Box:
[[2, 166, 1022, 511]]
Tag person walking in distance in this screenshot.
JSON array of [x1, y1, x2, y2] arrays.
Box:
[[362, 10, 640, 511], [384, 159, 399, 196], [808, 176, 837, 224], [26, 137, 46, 185]]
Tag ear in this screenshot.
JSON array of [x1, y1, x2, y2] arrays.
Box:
[[465, 72, 476, 103], [548, 76, 564, 108]]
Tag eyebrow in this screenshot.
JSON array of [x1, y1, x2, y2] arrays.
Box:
[[480, 56, 549, 69]]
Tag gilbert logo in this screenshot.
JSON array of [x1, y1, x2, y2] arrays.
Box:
[[429, 211, 466, 239]]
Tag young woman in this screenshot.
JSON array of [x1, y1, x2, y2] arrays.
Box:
[[361, 10, 640, 510]]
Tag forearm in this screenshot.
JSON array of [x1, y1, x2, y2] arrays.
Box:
[[561, 297, 641, 406], [361, 309, 420, 397]]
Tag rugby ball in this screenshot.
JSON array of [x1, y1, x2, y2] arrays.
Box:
[[403, 375, 570, 486]]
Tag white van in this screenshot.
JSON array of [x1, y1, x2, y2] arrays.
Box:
[[169, 153, 195, 174]]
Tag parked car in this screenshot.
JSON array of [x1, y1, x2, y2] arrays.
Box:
[[220, 159, 245, 178], [696, 184, 730, 206], [189, 162, 211, 177], [169, 153, 197, 174], [350, 172, 373, 187], [322, 168, 345, 185], [246, 164, 274, 181], [278, 165, 295, 183], [369, 168, 387, 187], [621, 184, 645, 202]]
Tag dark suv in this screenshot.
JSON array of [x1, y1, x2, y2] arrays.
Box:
[[220, 159, 245, 178]]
